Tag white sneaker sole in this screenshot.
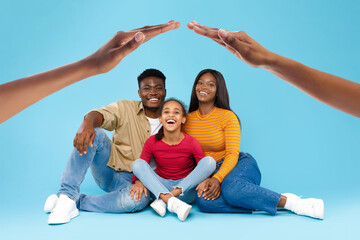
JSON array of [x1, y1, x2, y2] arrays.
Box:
[[309, 198, 324, 219], [178, 205, 192, 221], [150, 201, 166, 217], [48, 209, 79, 225]]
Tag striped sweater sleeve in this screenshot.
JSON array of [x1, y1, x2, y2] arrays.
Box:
[[212, 111, 241, 182]]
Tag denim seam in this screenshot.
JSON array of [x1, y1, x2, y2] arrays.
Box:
[[57, 192, 77, 202], [229, 179, 278, 215], [108, 172, 121, 192], [94, 136, 105, 152], [151, 173, 172, 199], [139, 162, 172, 200]]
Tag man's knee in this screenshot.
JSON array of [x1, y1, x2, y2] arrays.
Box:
[[93, 128, 106, 141], [90, 128, 110, 150], [117, 186, 150, 212]]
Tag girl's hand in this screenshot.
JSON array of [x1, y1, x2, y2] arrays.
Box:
[[129, 180, 148, 201], [196, 177, 221, 200], [196, 178, 209, 197]]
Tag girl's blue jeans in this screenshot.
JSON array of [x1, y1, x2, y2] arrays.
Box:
[[132, 156, 216, 204], [57, 128, 150, 213], [196, 152, 281, 215]]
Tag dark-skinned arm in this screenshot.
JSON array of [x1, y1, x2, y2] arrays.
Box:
[[187, 21, 360, 118], [0, 20, 180, 124], [73, 111, 103, 155]]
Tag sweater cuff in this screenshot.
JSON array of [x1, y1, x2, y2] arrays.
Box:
[[213, 174, 223, 183]]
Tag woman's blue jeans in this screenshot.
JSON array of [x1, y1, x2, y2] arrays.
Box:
[[196, 152, 281, 215], [132, 156, 216, 204], [57, 128, 150, 213]]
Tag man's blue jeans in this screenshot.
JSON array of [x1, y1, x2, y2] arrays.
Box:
[[57, 128, 149, 213], [132, 156, 216, 204], [196, 152, 281, 215]]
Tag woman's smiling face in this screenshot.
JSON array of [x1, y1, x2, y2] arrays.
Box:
[[195, 72, 217, 104]]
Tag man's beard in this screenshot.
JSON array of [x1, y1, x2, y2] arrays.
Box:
[[143, 105, 160, 113]]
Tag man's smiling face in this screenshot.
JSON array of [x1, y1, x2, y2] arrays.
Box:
[[138, 76, 166, 112]]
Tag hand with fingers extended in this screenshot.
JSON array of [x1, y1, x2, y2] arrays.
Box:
[[87, 20, 181, 74], [73, 119, 96, 156], [187, 20, 360, 118], [196, 177, 221, 200], [129, 180, 148, 202], [0, 20, 180, 124], [187, 21, 272, 68]]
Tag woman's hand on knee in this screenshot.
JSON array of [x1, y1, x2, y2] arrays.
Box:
[[128, 180, 148, 202], [196, 177, 221, 200], [196, 179, 209, 198], [203, 177, 221, 200]]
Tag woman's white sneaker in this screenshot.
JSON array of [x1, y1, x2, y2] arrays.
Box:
[[167, 197, 192, 221], [48, 194, 79, 224], [283, 193, 324, 219], [150, 199, 167, 217]]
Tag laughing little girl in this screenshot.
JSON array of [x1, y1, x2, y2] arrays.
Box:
[[131, 98, 215, 221]]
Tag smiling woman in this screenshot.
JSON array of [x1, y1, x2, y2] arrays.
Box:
[[185, 69, 324, 219]]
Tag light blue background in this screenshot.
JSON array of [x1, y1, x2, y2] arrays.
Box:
[[0, 0, 359, 239]]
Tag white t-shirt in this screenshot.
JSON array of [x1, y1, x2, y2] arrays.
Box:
[[146, 116, 162, 170], [146, 116, 162, 136]]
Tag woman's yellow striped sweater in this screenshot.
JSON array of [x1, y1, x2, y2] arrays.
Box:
[[184, 107, 241, 182]]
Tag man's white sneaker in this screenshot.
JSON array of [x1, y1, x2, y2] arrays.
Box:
[[44, 194, 59, 213], [283, 193, 324, 219], [48, 194, 79, 224], [150, 199, 166, 217], [167, 197, 192, 221]]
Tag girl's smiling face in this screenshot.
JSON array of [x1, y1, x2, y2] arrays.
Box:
[[159, 100, 186, 133]]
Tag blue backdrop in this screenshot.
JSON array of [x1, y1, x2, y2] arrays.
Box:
[[0, 0, 359, 239]]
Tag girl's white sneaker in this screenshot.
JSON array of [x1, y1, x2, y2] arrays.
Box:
[[167, 197, 192, 221], [150, 199, 166, 217]]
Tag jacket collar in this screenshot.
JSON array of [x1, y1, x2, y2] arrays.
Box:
[[137, 101, 145, 115]]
